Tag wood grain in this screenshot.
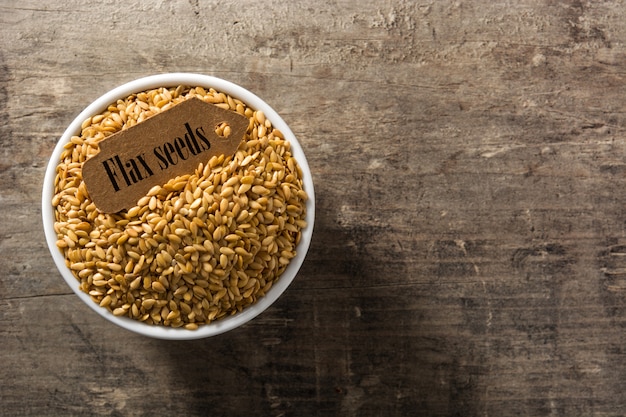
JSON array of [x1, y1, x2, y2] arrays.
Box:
[[2, 1, 626, 416]]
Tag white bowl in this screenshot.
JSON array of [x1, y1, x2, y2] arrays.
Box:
[[42, 73, 315, 340]]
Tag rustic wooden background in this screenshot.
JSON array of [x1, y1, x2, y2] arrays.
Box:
[[2, 0, 626, 416]]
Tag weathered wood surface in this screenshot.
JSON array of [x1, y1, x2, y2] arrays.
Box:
[[2, 1, 626, 415]]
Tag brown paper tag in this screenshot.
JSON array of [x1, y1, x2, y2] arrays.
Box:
[[82, 97, 248, 213]]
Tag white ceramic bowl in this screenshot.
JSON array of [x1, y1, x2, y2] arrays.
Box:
[[42, 73, 315, 340]]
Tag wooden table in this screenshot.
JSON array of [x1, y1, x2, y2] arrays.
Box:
[[2, 1, 626, 415]]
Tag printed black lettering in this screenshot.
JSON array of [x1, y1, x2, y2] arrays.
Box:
[[114, 155, 132, 187], [164, 142, 178, 166], [102, 158, 121, 191], [195, 126, 211, 151], [183, 122, 202, 155], [154, 146, 169, 170], [137, 153, 154, 177], [174, 137, 190, 160], [125, 158, 144, 184]]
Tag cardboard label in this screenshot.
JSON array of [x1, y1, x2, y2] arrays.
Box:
[[82, 97, 248, 213]]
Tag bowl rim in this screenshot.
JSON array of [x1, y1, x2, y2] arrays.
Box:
[[41, 73, 315, 340]]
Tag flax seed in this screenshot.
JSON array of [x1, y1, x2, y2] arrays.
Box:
[[52, 85, 308, 330]]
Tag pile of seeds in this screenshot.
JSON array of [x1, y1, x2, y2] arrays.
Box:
[[52, 85, 308, 330]]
